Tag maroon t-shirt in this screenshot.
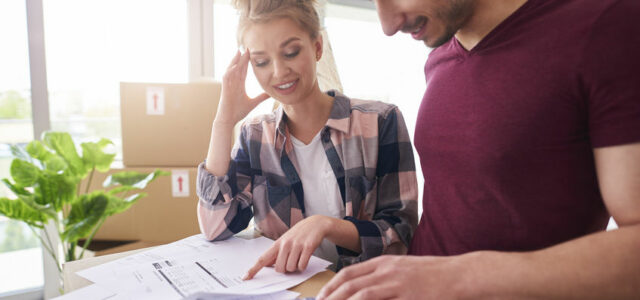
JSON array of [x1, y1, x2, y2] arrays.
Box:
[[410, 0, 640, 256]]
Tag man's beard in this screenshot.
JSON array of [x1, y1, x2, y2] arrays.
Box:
[[427, 0, 474, 48]]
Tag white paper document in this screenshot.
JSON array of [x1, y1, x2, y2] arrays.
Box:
[[77, 235, 330, 299]]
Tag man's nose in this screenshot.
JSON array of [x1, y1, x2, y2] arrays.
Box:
[[374, 0, 404, 36]]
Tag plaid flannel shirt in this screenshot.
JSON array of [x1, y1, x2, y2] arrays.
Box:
[[196, 90, 418, 267]]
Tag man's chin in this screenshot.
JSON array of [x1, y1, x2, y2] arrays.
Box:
[[423, 38, 446, 49], [423, 32, 456, 49], [423, 39, 437, 48]]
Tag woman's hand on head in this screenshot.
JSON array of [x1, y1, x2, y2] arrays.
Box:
[[215, 50, 270, 125], [243, 215, 333, 280]]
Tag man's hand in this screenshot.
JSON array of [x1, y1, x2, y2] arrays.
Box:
[[243, 215, 333, 280], [317, 255, 471, 300]]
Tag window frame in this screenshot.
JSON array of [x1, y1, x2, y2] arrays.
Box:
[[0, 0, 46, 297], [3, 0, 208, 298]]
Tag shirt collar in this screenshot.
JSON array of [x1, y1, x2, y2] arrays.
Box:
[[325, 90, 351, 134], [273, 90, 352, 142]]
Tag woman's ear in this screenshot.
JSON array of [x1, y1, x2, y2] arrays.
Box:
[[315, 33, 324, 61]]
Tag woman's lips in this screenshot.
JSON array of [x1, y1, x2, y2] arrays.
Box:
[[273, 79, 298, 95]]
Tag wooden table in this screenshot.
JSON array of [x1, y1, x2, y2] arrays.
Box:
[[63, 237, 334, 298]]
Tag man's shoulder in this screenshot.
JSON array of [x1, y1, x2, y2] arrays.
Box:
[[588, 0, 640, 28], [536, 0, 637, 30]]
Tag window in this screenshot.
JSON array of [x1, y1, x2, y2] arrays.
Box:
[[42, 0, 189, 159], [0, 0, 44, 296], [213, 0, 238, 82]]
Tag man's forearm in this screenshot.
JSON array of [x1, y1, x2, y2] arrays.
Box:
[[463, 224, 640, 299]]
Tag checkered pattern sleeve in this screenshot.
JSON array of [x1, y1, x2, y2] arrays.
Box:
[[196, 125, 254, 241], [339, 106, 419, 266]]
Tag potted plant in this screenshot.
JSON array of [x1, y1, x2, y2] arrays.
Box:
[[0, 131, 168, 287]]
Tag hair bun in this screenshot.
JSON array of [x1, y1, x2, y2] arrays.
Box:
[[233, 0, 321, 46]]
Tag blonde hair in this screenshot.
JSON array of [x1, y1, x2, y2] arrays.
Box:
[[232, 0, 321, 46]]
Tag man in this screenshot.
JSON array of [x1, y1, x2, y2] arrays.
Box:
[[317, 0, 640, 299]]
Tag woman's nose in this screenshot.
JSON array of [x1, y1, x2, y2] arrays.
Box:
[[272, 59, 290, 79]]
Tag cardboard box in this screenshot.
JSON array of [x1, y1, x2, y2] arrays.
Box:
[[120, 81, 221, 167], [84, 166, 201, 242]]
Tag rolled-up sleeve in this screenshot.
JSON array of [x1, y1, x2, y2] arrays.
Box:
[[196, 125, 254, 241], [339, 106, 419, 267]]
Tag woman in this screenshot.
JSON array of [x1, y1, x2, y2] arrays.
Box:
[[196, 0, 417, 278]]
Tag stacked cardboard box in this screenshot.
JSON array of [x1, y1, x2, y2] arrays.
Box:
[[90, 81, 222, 243]]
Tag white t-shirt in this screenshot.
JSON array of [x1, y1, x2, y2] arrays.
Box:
[[290, 132, 345, 264]]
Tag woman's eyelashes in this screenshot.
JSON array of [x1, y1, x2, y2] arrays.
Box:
[[254, 59, 269, 67], [284, 49, 300, 58], [253, 49, 301, 68]]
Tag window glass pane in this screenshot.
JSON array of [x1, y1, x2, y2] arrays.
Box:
[[213, 1, 238, 82], [0, 0, 33, 146], [0, 0, 44, 295], [43, 0, 189, 158]]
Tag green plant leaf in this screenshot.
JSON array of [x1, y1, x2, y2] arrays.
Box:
[[2, 178, 32, 196], [0, 197, 49, 228], [10, 159, 40, 187], [10, 144, 32, 163], [26, 140, 51, 162], [81, 140, 115, 172], [63, 193, 108, 243], [55, 173, 77, 206], [18, 194, 57, 219], [106, 185, 138, 196], [45, 155, 68, 173], [103, 169, 169, 189], [96, 138, 112, 148], [105, 192, 146, 216], [27, 140, 69, 172], [103, 172, 147, 187], [34, 173, 57, 207], [32, 171, 76, 210], [43, 132, 86, 178]]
